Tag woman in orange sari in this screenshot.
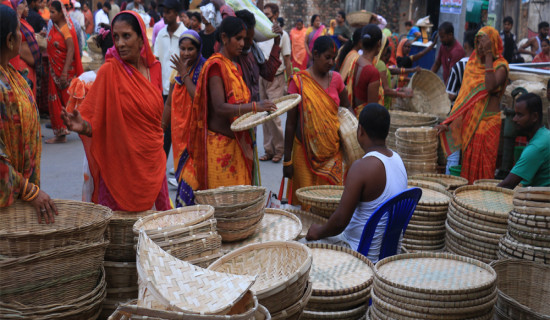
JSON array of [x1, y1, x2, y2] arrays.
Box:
[[46, 0, 82, 143], [284, 36, 351, 206], [437, 26, 508, 184], [62, 11, 170, 212], [162, 30, 205, 206], [188, 16, 276, 191]]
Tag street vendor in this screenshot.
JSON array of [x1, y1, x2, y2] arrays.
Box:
[[498, 93, 550, 188]]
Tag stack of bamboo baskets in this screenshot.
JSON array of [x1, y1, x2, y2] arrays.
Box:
[[395, 127, 439, 176], [296, 185, 344, 218], [369, 253, 498, 319], [194, 186, 267, 242], [101, 210, 154, 319], [387, 110, 438, 150], [445, 185, 514, 263], [403, 181, 451, 252], [209, 241, 313, 319], [0, 200, 112, 319], [302, 244, 374, 320], [410, 173, 468, 192], [499, 187, 550, 263]]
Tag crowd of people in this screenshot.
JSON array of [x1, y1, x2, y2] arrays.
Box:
[[1, 0, 549, 257]]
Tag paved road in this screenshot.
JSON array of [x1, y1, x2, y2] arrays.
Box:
[[40, 114, 287, 204]]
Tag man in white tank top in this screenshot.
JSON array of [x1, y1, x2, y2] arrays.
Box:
[[305, 103, 408, 262]]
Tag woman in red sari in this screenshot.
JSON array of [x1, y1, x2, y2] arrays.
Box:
[[62, 11, 170, 212], [46, 0, 82, 143]]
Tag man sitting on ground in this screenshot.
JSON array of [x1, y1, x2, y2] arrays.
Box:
[[498, 93, 550, 189], [305, 103, 408, 262]]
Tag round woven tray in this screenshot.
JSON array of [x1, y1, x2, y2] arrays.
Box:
[[286, 209, 328, 239], [453, 185, 514, 220], [194, 186, 266, 207], [390, 110, 439, 125], [450, 200, 509, 225], [499, 234, 550, 261], [296, 186, 344, 211], [208, 241, 312, 314], [399, 151, 438, 162], [309, 206, 335, 218], [374, 252, 496, 295], [271, 280, 313, 320], [308, 284, 370, 305], [338, 107, 364, 165], [513, 205, 550, 216], [396, 142, 438, 154], [302, 303, 367, 320], [347, 11, 373, 28], [514, 187, 550, 202], [513, 198, 550, 209], [408, 181, 451, 205], [507, 228, 550, 247], [133, 205, 214, 233], [410, 174, 468, 191], [307, 243, 374, 297], [508, 219, 550, 235], [0, 200, 112, 257], [221, 209, 302, 252], [231, 94, 302, 132], [448, 207, 506, 234], [473, 179, 503, 186]]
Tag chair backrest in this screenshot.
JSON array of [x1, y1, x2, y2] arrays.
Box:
[[356, 187, 422, 261]]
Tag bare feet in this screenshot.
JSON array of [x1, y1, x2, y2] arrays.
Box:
[[45, 135, 67, 144], [259, 154, 273, 161], [272, 155, 283, 163]]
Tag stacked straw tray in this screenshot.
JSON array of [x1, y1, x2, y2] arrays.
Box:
[[296, 185, 344, 218], [302, 243, 374, 320], [499, 187, 550, 264], [136, 232, 255, 314], [286, 209, 328, 239], [222, 208, 302, 252], [490, 259, 550, 320], [445, 185, 514, 263], [403, 181, 451, 252], [409, 173, 468, 191], [338, 107, 363, 165], [370, 252, 497, 320], [106, 210, 155, 261], [209, 241, 312, 317], [474, 179, 504, 187], [231, 94, 302, 132], [194, 186, 267, 242], [133, 205, 221, 267], [386, 110, 438, 150], [395, 127, 439, 176]]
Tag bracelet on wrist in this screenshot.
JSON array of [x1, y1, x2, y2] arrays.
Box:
[[283, 160, 292, 166]]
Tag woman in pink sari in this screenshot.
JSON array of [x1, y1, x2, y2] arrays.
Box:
[[46, 0, 82, 143], [305, 14, 326, 67]]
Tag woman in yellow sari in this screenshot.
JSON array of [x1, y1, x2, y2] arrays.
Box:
[[189, 16, 276, 191], [284, 36, 351, 206], [1, 4, 56, 222], [437, 26, 508, 184]]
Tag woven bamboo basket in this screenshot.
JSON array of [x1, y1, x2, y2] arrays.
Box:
[[410, 173, 468, 191], [0, 240, 108, 306], [307, 285, 370, 309], [307, 243, 374, 297], [135, 218, 217, 245], [194, 185, 266, 207], [296, 186, 344, 212], [0, 266, 106, 320], [403, 161, 438, 174], [473, 179, 504, 186], [87, 35, 102, 54], [394, 127, 438, 141], [104, 261, 138, 289], [218, 222, 261, 242], [347, 11, 373, 28], [514, 187, 550, 202], [221, 209, 302, 252], [106, 210, 155, 261], [155, 231, 222, 261], [338, 107, 364, 165], [513, 198, 550, 209], [209, 241, 312, 314], [499, 234, 550, 263], [490, 259, 550, 320], [309, 206, 336, 218], [214, 195, 266, 218], [133, 205, 214, 234], [271, 281, 313, 320], [399, 151, 438, 162], [0, 200, 112, 257], [407, 69, 451, 120], [216, 210, 265, 231], [302, 303, 368, 320], [389, 110, 439, 126], [136, 232, 255, 314], [396, 142, 439, 155], [286, 209, 328, 239], [453, 185, 514, 218]]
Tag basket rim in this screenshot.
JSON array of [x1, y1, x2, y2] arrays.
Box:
[[295, 185, 344, 205], [407, 181, 452, 205], [271, 280, 313, 320], [132, 205, 214, 233], [231, 94, 302, 132], [453, 185, 514, 219]]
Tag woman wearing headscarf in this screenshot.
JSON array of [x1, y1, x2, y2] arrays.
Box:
[[437, 26, 509, 184], [162, 30, 206, 207], [394, 37, 435, 86], [305, 14, 326, 67], [46, 0, 82, 143], [62, 11, 171, 212]]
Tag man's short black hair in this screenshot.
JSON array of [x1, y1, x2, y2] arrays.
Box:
[[517, 93, 543, 124], [405, 21, 412, 27], [539, 21, 549, 31], [103, 2, 111, 10], [439, 21, 454, 35], [359, 103, 390, 140], [337, 10, 345, 20], [463, 30, 476, 49], [235, 9, 255, 29], [503, 16, 513, 25]]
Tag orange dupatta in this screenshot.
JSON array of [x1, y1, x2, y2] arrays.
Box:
[[291, 71, 343, 185], [188, 53, 255, 190], [440, 26, 509, 156]]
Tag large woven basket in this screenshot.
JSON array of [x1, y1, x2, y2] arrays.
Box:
[[490, 259, 550, 320], [104, 261, 138, 289], [0, 240, 108, 306], [194, 186, 266, 207], [347, 11, 373, 28], [271, 281, 313, 320], [133, 205, 214, 234], [286, 209, 328, 239], [231, 94, 302, 132], [106, 210, 155, 261], [209, 241, 312, 314], [136, 232, 255, 314], [0, 266, 106, 320], [0, 200, 112, 257], [410, 173, 468, 190], [296, 186, 344, 212], [407, 69, 451, 120], [338, 107, 364, 165]]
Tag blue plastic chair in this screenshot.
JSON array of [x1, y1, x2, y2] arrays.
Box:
[[356, 187, 423, 261]]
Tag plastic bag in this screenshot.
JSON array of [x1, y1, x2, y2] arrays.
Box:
[[226, 0, 277, 42]]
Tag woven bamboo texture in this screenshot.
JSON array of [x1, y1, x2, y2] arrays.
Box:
[[271, 281, 313, 320], [104, 260, 138, 289], [194, 186, 266, 207], [221, 209, 302, 252], [136, 231, 255, 314], [410, 173, 468, 190], [0, 266, 106, 320], [473, 179, 503, 186], [133, 206, 214, 233], [209, 241, 312, 314], [490, 259, 550, 320], [296, 186, 344, 211], [307, 243, 374, 296], [0, 200, 112, 257], [286, 209, 328, 239], [306, 285, 370, 312], [106, 210, 155, 261], [231, 94, 302, 131], [338, 107, 364, 165], [347, 11, 373, 27], [499, 234, 550, 263], [0, 240, 108, 306], [453, 185, 514, 219], [407, 69, 451, 120], [302, 303, 368, 320]]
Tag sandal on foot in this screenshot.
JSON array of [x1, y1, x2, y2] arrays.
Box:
[[259, 154, 273, 161], [272, 155, 283, 163], [45, 136, 67, 144]]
